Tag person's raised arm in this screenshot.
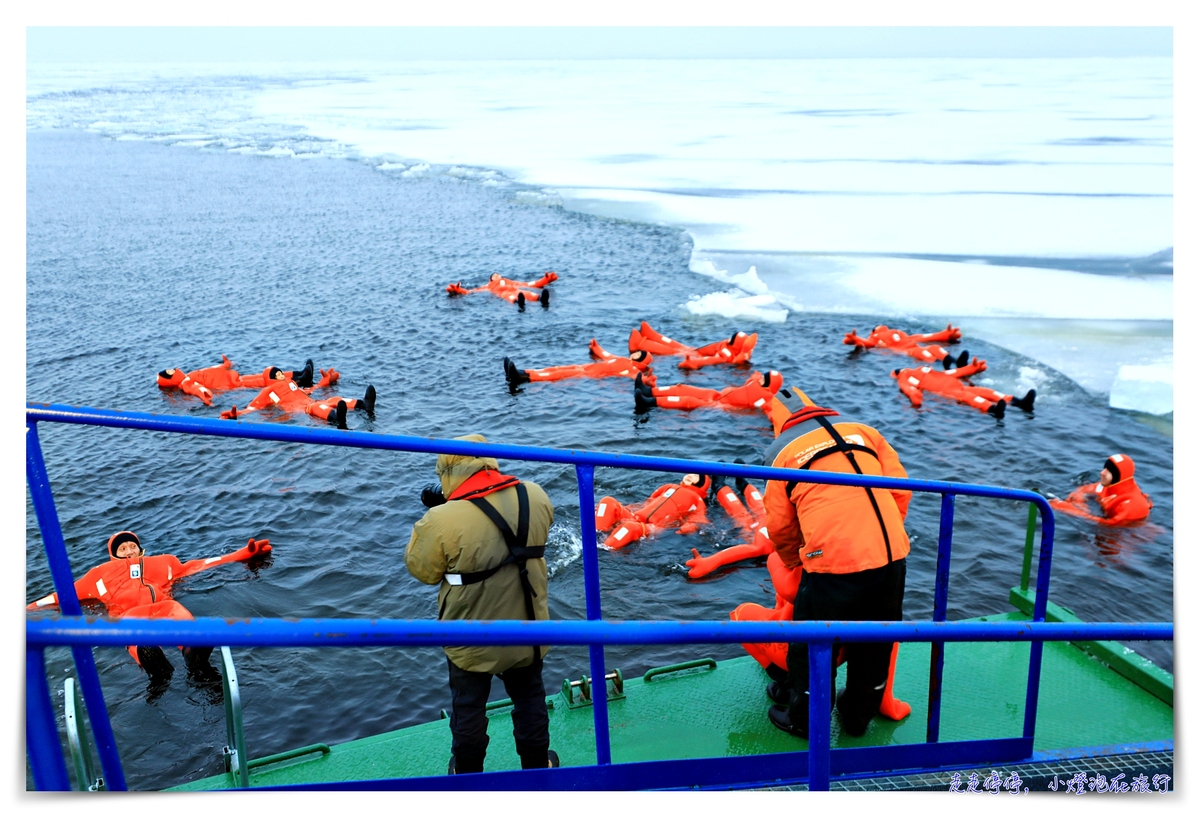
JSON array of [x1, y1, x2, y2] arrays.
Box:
[[174, 538, 272, 580]]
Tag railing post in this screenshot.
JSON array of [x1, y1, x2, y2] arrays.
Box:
[[1022, 505, 1056, 741], [575, 464, 611, 766], [807, 641, 833, 791], [26, 423, 128, 791], [926, 492, 955, 743], [1020, 503, 1037, 593], [26, 646, 71, 791]]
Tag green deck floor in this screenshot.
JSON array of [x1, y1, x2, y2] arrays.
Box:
[[170, 611, 1173, 790]]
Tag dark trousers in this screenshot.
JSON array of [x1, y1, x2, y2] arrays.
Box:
[[785, 558, 906, 735], [447, 655, 550, 773]]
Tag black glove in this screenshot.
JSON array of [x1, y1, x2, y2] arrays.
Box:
[[421, 484, 447, 508]]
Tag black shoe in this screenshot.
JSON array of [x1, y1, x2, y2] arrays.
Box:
[[360, 385, 376, 415], [766, 681, 790, 706], [835, 688, 874, 737], [942, 354, 954, 370], [517, 292, 526, 310], [634, 382, 657, 413], [1012, 389, 1036, 412], [987, 398, 1007, 418], [182, 646, 213, 673], [136, 645, 175, 678], [767, 705, 808, 739], [293, 359, 315, 388], [504, 357, 530, 387], [447, 756, 457, 775], [334, 400, 348, 430], [956, 350, 969, 367], [548, 749, 560, 768], [734, 458, 749, 494], [540, 288, 550, 309]]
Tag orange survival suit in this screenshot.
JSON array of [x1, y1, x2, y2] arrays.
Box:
[[505, 341, 653, 386], [627, 321, 699, 357], [758, 386, 913, 735], [157, 357, 314, 406], [447, 271, 558, 304], [1050, 453, 1154, 525], [892, 358, 1014, 416], [27, 530, 271, 674], [678, 331, 758, 370], [635, 370, 783, 415], [219, 368, 373, 425], [595, 475, 713, 549], [685, 475, 774, 579], [844, 323, 961, 355]]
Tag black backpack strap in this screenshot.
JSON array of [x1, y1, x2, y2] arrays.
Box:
[[460, 484, 543, 620], [783, 418, 894, 564]]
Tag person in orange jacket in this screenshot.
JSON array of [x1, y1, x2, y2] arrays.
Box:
[[27, 530, 272, 681], [504, 341, 653, 388], [157, 357, 315, 405], [758, 383, 914, 738], [892, 359, 1036, 417], [447, 271, 557, 308], [219, 367, 376, 428], [634, 370, 783, 416], [677, 331, 758, 370], [1049, 453, 1154, 525], [595, 473, 713, 549], [844, 323, 967, 368]]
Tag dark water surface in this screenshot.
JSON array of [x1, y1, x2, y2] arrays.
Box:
[[26, 130, 1174, 790]]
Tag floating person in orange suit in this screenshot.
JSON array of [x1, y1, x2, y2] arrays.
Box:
[[157, 356, 315, 405], [634, 370, 783, 416], [27, 530, 272, 682], [446, 271, 557, 308], [627, 321, 700, 357], [220, 367, 376, 429], [892, 359, 1036, 417], [844, 323, 968, 369], [1049, 453, 1154, 525], [504, 340, 653, 388], [595, 473, 714, 549], [678, 331, 758, 370]]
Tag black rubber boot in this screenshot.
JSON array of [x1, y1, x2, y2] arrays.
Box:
[[333, 400, 348, 430], [956, 350, 970, 368], [634, 381, 657, 413], [137, 645, 175, 678], [767, 704, 808, 739], [360, 385, 377, 415], [987, 398, 1007, 418], [1011, 389, 1037, 412], [766, 681, 790, 706], [734, 458, 749, 495], [504, 357, 530, 387], [517, 292, 526, 311], [293, 359, 315, 388], [540, 288, 550, 309], [183, 646, 220, 684], [942, 354, 954, 370]]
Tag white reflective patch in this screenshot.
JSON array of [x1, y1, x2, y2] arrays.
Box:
[[269, 391, 280, 404], [845, 434, 865, 446], [891, 333, 901, 342], [689, 504, 696, 511], [668, 396, 680, 402], [597, 502, 607, 517], [205, 556, 221, 564], [619, 369, 629, 375], [289, 382, 298, 391], [750, 489, 761, 500], [445, 574, 463, 586], [754, 398, 765, 407], [36, 594, 55, 607], [974, 397, 985, 403], [664, 488, 675, 497], [920, 367, 931, 373], [614, 527, 629, 540], [1112, 454, 1125, 463], [721, 349, 731, 356], [168, 566, 172, 580], [907, 377, 920, 386], [662, 336, 673, 343], [96, 579, 107, 597], [129, 563, 140, 579], [759, 526, 768, 536]]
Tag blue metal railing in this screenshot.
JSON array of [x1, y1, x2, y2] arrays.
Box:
[[25, 402, 1154, 792]]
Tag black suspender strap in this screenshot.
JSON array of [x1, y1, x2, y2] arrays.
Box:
[[784, 418, 894, 564], [458, 484, 544, 620]]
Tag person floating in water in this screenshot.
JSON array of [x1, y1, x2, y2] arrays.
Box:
[[891, 359, 1035, 418], [27, 530, 272, 684], [446, 271, 557, 309], [157, 356, 315, 406], [844, 323, 967, 368], [595, 473, 713, 549], [220, 367, 376, 429], [634, 370, 783, 416], [504, 340, 653, 388], [677, 331, 758, 370], [1049, 453, 1153, 525]]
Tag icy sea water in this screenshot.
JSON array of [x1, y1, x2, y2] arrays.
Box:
[[26, 130, 1173, 789]]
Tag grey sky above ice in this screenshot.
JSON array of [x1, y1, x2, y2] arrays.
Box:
[[27, 26, 1173, 63]]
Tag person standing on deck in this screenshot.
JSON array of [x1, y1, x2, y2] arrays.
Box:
[[760, 385, 912, 739], [405, 434, 560, 774]]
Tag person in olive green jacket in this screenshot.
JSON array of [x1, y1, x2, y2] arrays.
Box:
[[405, 433, 559, 774]]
